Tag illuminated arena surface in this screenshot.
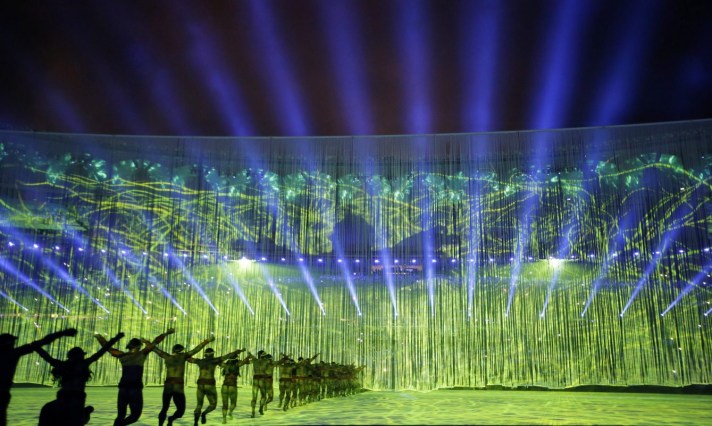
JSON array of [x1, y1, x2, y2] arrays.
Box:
[[5, 387, 712, 425]]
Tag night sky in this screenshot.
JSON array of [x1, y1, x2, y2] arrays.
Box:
[[0, 0, 711, 137]]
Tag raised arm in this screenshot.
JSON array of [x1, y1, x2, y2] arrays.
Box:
[[218, 348, 245, 363], [87, 332, 124, 364], [309, 353, 320, 363], [186, 336, 215, 357], [35, 347, 62, 368], [15, 328, 77, 356], [94, 334, 124, 357], [142, 339, 170, 359], [142, 328, 175, 354], [242, 352, 254, 366]]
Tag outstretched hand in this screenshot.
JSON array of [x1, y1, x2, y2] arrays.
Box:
[[115, 332, 125, 340], [165, 328, 175, 335], [207, 336, 216, 343], [62, 328, 78, 337]]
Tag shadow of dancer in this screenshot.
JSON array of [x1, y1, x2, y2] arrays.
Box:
[[96, 328, 175, 426], [0, 328, 77, 426], [37, 332, 124, 426]]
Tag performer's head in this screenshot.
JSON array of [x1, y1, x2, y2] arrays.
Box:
[[257, 350, 266, 358], [0, 333, 17, 350], [67, 347, 86, 361], [172, 344, 185, 354], [204, 348, 215, 358], [126, 338, 142, 351]]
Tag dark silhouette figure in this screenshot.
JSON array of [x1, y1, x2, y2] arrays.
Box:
[[37, 332, 124, 426], [0, 328, 77, 426], [247, 350, 276, 418], [220, 353, 253, 423], [148, 336, 214, 426], [96, 328, 174, 426], [188, 347, 244, 426]]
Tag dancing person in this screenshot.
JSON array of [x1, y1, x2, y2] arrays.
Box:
[[293, 353, 319, 406], [148, 335, 214, 426], [188, 347, 245, 426], [275, 354, 296, 411], [220, 352, 252, 424], [0, 328, 77, 426], [95, 328, 175, 426], [247, 350, 276, 418], [37, 332, 124, 426]]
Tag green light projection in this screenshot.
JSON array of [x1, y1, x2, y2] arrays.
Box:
[[0, 122, 711, 390]]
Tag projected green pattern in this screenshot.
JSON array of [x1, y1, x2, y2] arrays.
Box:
[[0, 142, 711, 391]]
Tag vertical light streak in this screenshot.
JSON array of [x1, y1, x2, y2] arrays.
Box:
[[316, 1, 372, 134], [258, 263, 290, 315], [378, 249, 399, 317], [297, 260, 325, 315], [395, 0, 432, 133], [541, 226, 574, 318], [244, 1, 311, 135], [587, 0, 664, 125], [529, 0, 591, 129], [174, 2, 255, 135], [222, 265, 254, 315], [88, 1, 194, 134], [621, 195, 694, 316], [43, 2, 147, 133], [459, 0, 501, 131], [333, 238, 361, 315]]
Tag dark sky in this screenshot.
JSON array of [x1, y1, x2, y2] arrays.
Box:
[[0, 0, 711, 137]]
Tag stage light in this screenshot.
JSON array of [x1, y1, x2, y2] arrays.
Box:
[[548, 258, 564, 269]]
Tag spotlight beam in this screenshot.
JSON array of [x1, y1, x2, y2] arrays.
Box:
[[0, 289, 28, 311], [222, 266, 254, 315], [0, 256, 69, 312], [317, 1, 372, 134], [660, 261, 712, 316], [395, 0, 432, 133]]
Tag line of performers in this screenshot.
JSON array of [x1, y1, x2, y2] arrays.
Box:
[[0, 328, 366, 426]]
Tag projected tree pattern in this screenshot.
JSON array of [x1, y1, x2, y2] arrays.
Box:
[[0, 122, 711, 390]]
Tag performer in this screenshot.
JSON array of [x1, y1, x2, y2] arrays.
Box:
[[0, 328, 77, 426], [275, 354, 296, 411], [220, 352, 252, 424], [247, 350, 275, 418], [95, 328, 175, 426], [293, 353, 319, 406], [37, 332, 124, 426], [148, 335, 214, 426], [187, 347, 244, 426]]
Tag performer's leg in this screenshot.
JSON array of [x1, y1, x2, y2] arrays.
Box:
[[250, 381, 259, 418], [158, 388, 171, 426], [120, 388, 143, 425], [193, 386, 205, 426], [220, 386, 229, 423], [201, 386, 218, 423]]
